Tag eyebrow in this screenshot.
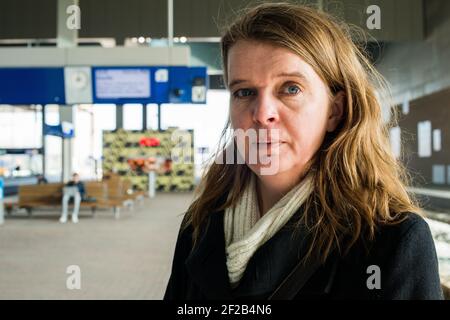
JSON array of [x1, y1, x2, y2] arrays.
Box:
[[228, 72, 308, 89]]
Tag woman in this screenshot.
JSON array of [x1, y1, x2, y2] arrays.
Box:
[[164, 3, 443, 300]]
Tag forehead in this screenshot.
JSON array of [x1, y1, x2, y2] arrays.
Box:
[[227, 40, 315, 84]]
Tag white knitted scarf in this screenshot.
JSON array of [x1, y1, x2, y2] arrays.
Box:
[[224, 172, 314, 287]]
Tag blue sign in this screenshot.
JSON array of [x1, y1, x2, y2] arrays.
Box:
[[0, 178, 3, 200], [92, 67, 153, 104], [44, 123, 74, 139], [0, 66, 207, 105], [0, 148, 42, 155], [92, 66, 207, 104], [0, 68, 65, 104]]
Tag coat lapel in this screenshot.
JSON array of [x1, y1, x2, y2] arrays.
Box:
[[184, 208, 341, 299], [231, 210, 336, 299], [295, 250, 340, 298], [185, 210, 234, 299]]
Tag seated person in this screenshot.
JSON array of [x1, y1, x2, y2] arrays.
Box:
[[66, 173, 86, 199], [59, 173, 85, 224], [36, 174, 48, 184]]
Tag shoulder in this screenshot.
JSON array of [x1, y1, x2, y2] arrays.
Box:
[[174, 214, 195, 249], [365, 212, 435, 262], [392, 212, 428, 233], [371, 212, 443, 299], [163, 214, 193, 300], [338, 213, 431, 265], [334, 212, 443, 299], [375, 212, 432, 249], [174, 211, 220, 252], [164, 212, 217, 300]]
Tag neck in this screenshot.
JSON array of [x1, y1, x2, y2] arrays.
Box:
[[255, 169, 306, 216]]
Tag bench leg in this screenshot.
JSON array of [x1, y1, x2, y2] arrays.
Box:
[[124, 200, 134, 211], [113, 207, 120, 219], [27, 208, 33, 218]]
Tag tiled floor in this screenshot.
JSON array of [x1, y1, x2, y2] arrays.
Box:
[[0, 192, 193, 299], [1, 194, 449, 299]]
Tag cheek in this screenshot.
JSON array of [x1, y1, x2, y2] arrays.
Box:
[[230, 105, 252, 129], [285, 108, 328, 154]]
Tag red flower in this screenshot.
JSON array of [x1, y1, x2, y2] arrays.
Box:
[[139, 137, 161, 147]]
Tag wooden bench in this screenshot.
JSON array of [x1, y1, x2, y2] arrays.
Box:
[[18, 183, 63, 215], [17, 181, 125, 218], [85, 181, 125, 218], [122, 179, 146, 204], [104, 177, 140, 206], [104, 172, 147, 202]]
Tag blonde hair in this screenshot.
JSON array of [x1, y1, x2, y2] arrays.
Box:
[[184, 2, 420, 262]]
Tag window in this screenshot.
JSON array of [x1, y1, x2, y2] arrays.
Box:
[[146, 104, 159, 130], [433, 129, 442, 152], [418, 121, 432, 158], [389, 126, 401, 159], [123, 104, 143, 130], [432, 165, 445, 185], [0, 105, 43, 148]]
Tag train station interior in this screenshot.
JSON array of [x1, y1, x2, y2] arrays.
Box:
[[1, 0, 450, 300]]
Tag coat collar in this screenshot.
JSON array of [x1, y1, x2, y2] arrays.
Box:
[[185, 208, 340, 299]]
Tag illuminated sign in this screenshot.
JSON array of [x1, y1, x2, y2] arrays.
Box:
[[94, 68, 151, 99]]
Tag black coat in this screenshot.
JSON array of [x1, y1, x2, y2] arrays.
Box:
[[164, 209, 444, 300]]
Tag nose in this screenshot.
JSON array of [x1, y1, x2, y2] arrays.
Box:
[[252, 92, 280, 127]]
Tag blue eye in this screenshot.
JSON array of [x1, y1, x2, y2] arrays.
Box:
[[233, 89, 255, 98], [283, 85, 301, 95]]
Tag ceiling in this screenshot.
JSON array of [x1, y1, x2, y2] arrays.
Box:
[[0, 0, 426, 42]]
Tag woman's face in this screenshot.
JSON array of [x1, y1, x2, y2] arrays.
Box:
[[228, 40, 342, 178]]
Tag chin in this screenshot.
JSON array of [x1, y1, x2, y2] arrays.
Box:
[[251, 156, 309, 179], [247, 158, 287, 177]]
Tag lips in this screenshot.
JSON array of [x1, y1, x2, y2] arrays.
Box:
[[251, 141, 285, 152], [249, 141, 284, 159], [253, 141, 284, 145]]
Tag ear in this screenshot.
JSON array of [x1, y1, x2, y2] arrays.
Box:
[[326, 91, 345, 132]]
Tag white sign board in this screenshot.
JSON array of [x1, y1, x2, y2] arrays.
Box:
[[64, 67, 93, 104], [155, 69, 169, 83], [192, 86, 206, 103], [417, 120, 432, 158], [433, 129, 442, 152], [95, 69, 150, 99], [389, 126, 401, 159]]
